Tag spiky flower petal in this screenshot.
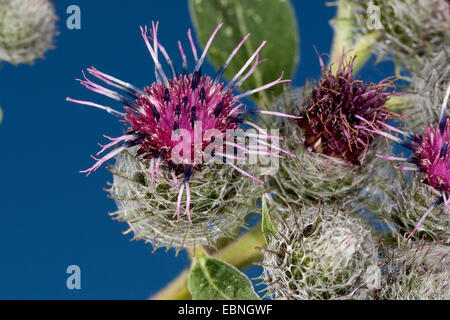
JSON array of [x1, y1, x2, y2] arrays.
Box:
[[0, 0, 57, 65], [261, 205, 380, 300]]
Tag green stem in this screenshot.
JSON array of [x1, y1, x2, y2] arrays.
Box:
[[150, 223, 265, 300], [329, 0, 353, 70], [328, 0, 379, 75], [384, 95, 410, 112]]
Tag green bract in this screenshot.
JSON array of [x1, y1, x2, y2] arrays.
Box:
[[380, 238, 450, 299], [261, 205, 381, 300], [108, 150, 263, 251]]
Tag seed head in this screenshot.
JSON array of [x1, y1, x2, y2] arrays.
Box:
[[264, 58, 393, 206]]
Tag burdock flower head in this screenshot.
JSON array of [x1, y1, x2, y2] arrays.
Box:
[[296, 51, 398, 165], [67, 22, 294, 249], [370, 83, 450, 240], [359, 52, 450, 235], [0, 0, 57, 65], [261, 204, 381, 300], [266, 51, 397, 205]]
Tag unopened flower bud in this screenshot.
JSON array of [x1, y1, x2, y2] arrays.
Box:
[[261, 205, 380, 300], [0, 0, 57, 65]]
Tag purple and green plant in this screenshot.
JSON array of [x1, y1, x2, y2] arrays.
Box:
[[62, 0, 450, 300]]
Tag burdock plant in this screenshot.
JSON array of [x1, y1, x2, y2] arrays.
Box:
[[268, 51, 398, 207], [369, 84, 450, 241], [67, 22, 295, 249], [61, 0, 450, 300], [260, 204, 381, 300]]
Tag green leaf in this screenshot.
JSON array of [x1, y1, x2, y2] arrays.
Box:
[[261, 193, 276, 245], [189, 0, 299, 105], [188, 249, 260, 300]]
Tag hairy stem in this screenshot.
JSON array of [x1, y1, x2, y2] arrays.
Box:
[[151, 223, 265, 300], [329, 0, 353, 69]]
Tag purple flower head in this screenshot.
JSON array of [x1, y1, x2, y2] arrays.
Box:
[[415, 124, 450, 192], [295, 50, 399, 165], [67, 22, 294, 222], [371, 83, 450, 237]]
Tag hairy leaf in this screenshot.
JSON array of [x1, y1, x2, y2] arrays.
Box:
[[188, 250, 260, 300], [189, 0, 299, 105]]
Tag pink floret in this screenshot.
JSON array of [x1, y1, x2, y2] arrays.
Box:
[[415, 123, 450, 192]]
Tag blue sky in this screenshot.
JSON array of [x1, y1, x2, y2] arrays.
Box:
[[0, 0, 394, 299]]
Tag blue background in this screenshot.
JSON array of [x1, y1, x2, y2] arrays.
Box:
[[0, 0, 393, 299]]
